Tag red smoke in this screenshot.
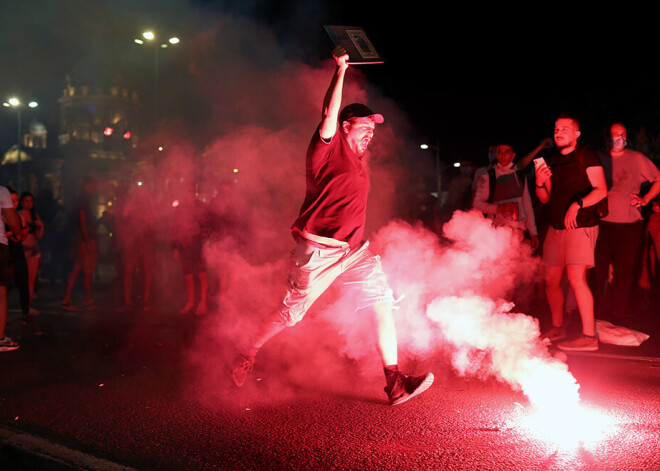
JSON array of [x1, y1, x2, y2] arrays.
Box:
[[108, 16, 580, 414]]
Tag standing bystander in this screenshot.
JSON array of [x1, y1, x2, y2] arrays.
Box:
[[115, 178, 156, 312], [0, 185, 21, 351], [5, 188, 30, 322], [473, 143, 539, 250], [172, 182, 210, 315], [18, 191, 44, 314], [61, 177, 99, 310], [535, 114, 608, 352], [592, 122, 660, 321]]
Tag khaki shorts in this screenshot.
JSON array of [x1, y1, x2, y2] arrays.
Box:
[[276, 238, 394, 326], [543, 225, 599, 268]]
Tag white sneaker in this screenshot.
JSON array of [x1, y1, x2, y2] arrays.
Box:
[[0, 336, 20, 352]]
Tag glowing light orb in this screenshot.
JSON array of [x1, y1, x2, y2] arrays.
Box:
[[519, 358, 580, 413], [104, 127, 114, 136], [172, 199, 179, 208], [518, 404, 617, 450]]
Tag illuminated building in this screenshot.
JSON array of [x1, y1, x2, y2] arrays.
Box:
[[1, 76, 141, 207]]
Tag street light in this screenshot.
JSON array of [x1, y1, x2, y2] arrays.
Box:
[[3, 97, 38, 192], [420, 139, 442, 196], [133, 30, 180, 120]]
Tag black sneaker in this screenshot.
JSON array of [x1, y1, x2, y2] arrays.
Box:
[[385, 372, 434, 406], [231, 355, 254, 387]]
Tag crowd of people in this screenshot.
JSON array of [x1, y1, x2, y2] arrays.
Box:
[[439, 116, 660, 352], [0, 170, 229, 352], [0, 188, 47, 351], [1, 127, 659, 342], [1, 120, 659, 360], [1, 67, 660, 410]]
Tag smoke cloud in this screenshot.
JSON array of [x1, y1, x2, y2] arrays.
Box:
[[94, 11, 579, 411], [314, 212, 579, 410]]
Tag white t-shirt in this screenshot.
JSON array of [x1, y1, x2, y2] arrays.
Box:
[[0, 186, 12, 245]]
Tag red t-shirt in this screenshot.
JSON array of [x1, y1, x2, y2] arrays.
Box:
[[291, 126, 369, 248]]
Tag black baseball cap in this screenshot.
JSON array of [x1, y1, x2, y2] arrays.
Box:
[[339, 103, 384, 124]]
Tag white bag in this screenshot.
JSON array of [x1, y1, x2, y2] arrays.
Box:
[[596, 320, 650, 347]]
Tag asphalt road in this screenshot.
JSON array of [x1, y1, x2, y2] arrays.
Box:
[[1, 279, 659, 471]]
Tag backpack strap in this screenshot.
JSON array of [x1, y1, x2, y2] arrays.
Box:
[[487, 167, 496, 203]]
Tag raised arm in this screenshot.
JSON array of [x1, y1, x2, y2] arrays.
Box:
[[319, 46, 349, 141], [516, 138, 554, 171]]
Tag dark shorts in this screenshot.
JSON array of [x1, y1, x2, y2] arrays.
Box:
[[0, 244, 14, 286]]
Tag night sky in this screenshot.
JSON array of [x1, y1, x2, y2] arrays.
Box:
[[1, 0, 658, 168]]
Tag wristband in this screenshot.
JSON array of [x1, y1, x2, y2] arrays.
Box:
[[577, 199, 583, 209]]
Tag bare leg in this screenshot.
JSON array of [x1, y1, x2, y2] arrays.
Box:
[[544, 265, 565, 327], [231, 311, 287, 386], [243, 313, 287, 358], [62, 263, 82, 304], [195, 272, 208, 314], [26, 256, 40, 302], [83, 273, 93, 304], [0, 285, 8, 338], [179, 274, 195, 313], [566, 264, 595, 336], [373, 301, 398, 367]]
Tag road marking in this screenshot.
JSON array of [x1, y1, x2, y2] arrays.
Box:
[[0, 424, 140, 471]]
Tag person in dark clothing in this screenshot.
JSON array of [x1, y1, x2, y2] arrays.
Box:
[[61, 177, 99, 310], [1, 185, 21, 351], [592, 122, 660, 321], [5, 188, 30, 323], [535, 114, 607, 352]]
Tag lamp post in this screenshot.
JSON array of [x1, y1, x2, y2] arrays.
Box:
[[3, 97, 38, 192], [134, 31, 180, 120], [420, 138, 442, 197]]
